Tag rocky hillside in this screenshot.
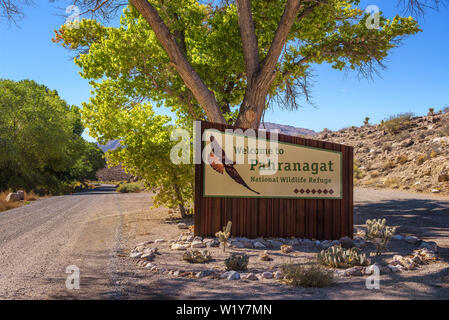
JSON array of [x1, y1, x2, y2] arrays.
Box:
[[260, 122, 316, 136], [315, 112, 449, 195]]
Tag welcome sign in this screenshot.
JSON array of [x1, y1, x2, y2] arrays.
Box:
[[203, 129, 342, 199], [194, 121, 353, 239]]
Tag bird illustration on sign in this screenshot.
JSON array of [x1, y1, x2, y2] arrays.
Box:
[[208, 135, 260, 194]]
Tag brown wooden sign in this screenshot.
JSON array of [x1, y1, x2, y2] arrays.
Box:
[[194, 121, 353, 240]]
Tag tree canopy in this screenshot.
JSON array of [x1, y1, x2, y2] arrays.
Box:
[[0, 79, 106, 193]]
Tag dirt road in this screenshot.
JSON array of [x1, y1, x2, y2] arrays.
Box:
[[0, 186, 448, 299]]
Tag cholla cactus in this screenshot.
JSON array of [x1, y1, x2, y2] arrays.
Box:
[[317, 245, 370, 268], [366, 218, 397, 255], [225, 253, 249, 271], [182, 250, 212, 264], [215, 221, 232, 252]]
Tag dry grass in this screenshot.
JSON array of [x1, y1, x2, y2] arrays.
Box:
[[396, 155, 409, 165], [0, 191, 40, 212], [383, 177, 401, 188], [281, 261, 334, 288]]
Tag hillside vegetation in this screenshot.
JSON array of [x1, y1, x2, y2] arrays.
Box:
[[316, 110, 449, 195]]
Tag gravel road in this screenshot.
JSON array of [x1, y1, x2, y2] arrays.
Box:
[[0, 186, 448, 299]]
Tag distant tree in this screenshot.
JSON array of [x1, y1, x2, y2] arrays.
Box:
[[0, 79, 105, 192], [69, 141, 106, 182]]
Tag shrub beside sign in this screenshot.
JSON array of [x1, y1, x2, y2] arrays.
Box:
[[195, 121, 353, 240]]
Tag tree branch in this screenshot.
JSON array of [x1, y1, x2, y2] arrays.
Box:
[[129, 0, 225, 124], [236, 0, 260, 82]]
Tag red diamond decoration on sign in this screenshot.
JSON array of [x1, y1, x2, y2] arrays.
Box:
[[300, 189, 305, 194], [294, 188, 299, 194], [317, 189, 322, 194], [306, 189, 311, 194], [323, 189, 328, 194], [311, 189, 316, 194], [329, 189, 334, 195]]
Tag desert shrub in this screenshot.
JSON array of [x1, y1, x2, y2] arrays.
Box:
[[382, 160, 396, 170], [353, 161, 365, 180], [370, 170, 380, 178], [281, 261, 334, 288], [382, 112, 414, 134], [318, 245, 370, 268], [366, 218, 397, 255], [363, 117, 370, 126], [383, 177, 400, 188], [430, 150, 439, 158], [428, 107, 435, 114], [416, 154, 427, 165], [396, 155, 408, 165], [182, 250, 212, 264], [225, 253, 249, 271], [116, 182, 142, 193]]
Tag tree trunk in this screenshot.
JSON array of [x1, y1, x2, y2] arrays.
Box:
[[172, 182, 187, 219]]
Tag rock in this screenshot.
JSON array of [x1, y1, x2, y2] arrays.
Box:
[[404, 236, 420, 245], [195, 270, 214, 278], [186, 235, 194, 242], [302, 239, 314, 246], [339, 236, 354, 249], [173, 270, 182, 276], [268, 240, 283, 249], [243, 240, 254, 249], [388, 264, 404, 273], [254, 241, 266, 249], [334, 269, 346, 277], [330, 240, 340, 246], [244, 273, 258, 281], [136, 240, 153, 246], [280, 244, 293, 253], [141, 252, 155, 261], [274, 271, 283, 279], [227, 271, 240, 280], [431, 189, 441, 193], [177, 223, 188, 229], [259, 250, 272, 261], [220, 271, 230, 279], [345, 266, 366, 276], [143, 247, 158, 255], [437, 170, 449, 182], [16, 190, 24, 200], [130, 251, 143, 259], [191, 240, 206, 248], [419, 241, 438, 253], [134, 245, 145, 252], [261, 272, 273, 279], [231, 241, 245, 249], [314, 240, 321, 247], [171, 243, 188, 251], [353, 237, 366, 248], [5, 193, 21, 202], [392, 235, 403, 241], [205, 239, 219, 248], [288, 238, 300, 246], [401, 139, 414, 148], [320, 240, 332, 249], [154, 239, 165, 243], [145, 263, 155, 269]]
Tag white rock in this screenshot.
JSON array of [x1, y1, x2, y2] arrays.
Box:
[[154, 239, 165, 243], [244, 273, 258, 281], [334, 270, 346, 277], [254, 241, 266, 249], [220, 271, 230, 279], [227, 271, 240, 280], [186, 235, 194, 242], [431, 189, 441, 193], [177, 223, 188, 229], [261, 272, 273, 279], [274, 271, 283, 279], [141, 253, 155, 261], [404, 236, 420, 244], [145, 263, 155, 268], [130, 251, 143, 258], [388, 264, 403, 273], [191, 240, 206, 248], [171, 243, 188, 251]]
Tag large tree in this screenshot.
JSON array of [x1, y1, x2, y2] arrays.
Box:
[[54, 0, 421, 131]]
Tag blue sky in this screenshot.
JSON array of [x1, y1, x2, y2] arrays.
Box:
[[1, 0, 448, 140]]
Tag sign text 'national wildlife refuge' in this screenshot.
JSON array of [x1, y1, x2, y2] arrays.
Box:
[[203, 129, 342, 199]]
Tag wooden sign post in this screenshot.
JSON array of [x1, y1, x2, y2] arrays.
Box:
[[194, 121, 353, 240]]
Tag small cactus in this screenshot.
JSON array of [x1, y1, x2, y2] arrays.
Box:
[[366, 218, 397, 255], [317, 245, 370, 268], [182, 250, 212, 264], [215, 221, 232, 253], [225, 253, 249, 271]]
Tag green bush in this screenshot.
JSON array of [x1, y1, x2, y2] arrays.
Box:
[[116, 183, 142, 193], [281, 262, 334, 287], [382, 112, 414, 134], [225, 253, 249, 271], [366, 218, 397, 255]]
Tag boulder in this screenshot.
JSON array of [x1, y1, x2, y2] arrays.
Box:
[[261, 272, 273, 279], [404, 236, 420, 245], [5, 193, 21, 202], [339, 236, 354, 249], [191, 240, 206, 248], [254, 241, 266, 249], [17, 190, 25, 200], [226, 271, 240, 280], [243, 273, 258, 281]]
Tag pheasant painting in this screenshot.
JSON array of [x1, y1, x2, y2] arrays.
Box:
[[208, 135, 260, 194]]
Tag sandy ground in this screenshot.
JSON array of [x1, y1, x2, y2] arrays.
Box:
[[0, 186, 448, 299]]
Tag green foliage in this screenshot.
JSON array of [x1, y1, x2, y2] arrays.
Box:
[[116, 182, 142, 193], [215, 221, 232, 252], [353, 161, 364, 180], [366, 218, 397, 255], [281, 261, 334, 287], [318, 245, 370, 268], [381, 112, 414, 134], [0, 79, 105, 193], [364, 117, 370, 125], [225, 253, 249, 271], [182, 250, 212, 263]]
